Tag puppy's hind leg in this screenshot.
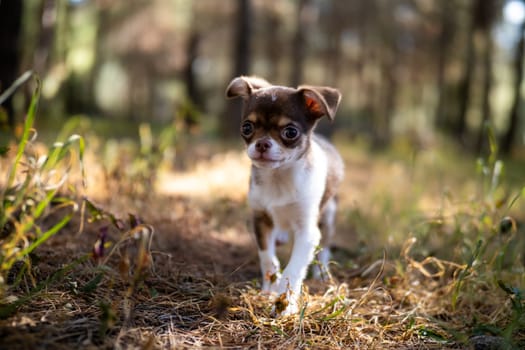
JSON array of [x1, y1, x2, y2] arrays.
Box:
[[312, 197, 337, 281], [253, 211, 281, 292]]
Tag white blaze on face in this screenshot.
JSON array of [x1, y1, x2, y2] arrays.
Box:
[[247, 136, 306, 169], [247, 137, 283, 166]]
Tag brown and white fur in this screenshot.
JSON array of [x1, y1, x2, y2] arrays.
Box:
[[226, 76, 344, 316]]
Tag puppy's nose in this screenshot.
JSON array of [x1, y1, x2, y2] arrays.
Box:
[[255, 139, 272, 153]]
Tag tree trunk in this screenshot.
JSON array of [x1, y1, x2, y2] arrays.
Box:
[[264, 8, 282, 82], [222, 0, 252, 138], [289, 0, 309, 87], [471, 0, 497, 154], [455, 3, 476, 143], [476, 28, 494, 154], [372, 0, 396, 149], [373, 48, 397, 149], [184, 30, 202, 110], [0, 0, 23, 128], [233, 0, 252, 77], [435, 1, 454, 130], [501, 21, 525, 155], [34, 0, 57, 75]]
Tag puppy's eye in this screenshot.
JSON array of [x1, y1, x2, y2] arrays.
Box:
[[241, 121, 254, 137], [281, 125, 300, 141]]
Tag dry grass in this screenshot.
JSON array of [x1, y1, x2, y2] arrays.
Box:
[[1, 138, 524, 349]]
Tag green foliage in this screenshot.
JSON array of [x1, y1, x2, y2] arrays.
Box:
[[81, 272, 104, 294], [417, 328, 449, 344], [442, 127, 524, 343], [98, 299, 117, 337], [101, 120, 178, 198], [0, 71, 32, 106], [0, 255, 89, 319], [81, 198, 155, 336], [357, 126, 525, 346], [451, 239, 483, 310], [0, 74, 85, 298], [498, 281, 525, 341]]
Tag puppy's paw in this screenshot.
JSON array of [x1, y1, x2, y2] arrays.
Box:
[[271, 292, 298, 317], [262, 271, 281, 293]]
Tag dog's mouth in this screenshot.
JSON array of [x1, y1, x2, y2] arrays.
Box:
[[250, 154, 285, 167], [250, 153, 281, 162], [246, 142, 287, 166]]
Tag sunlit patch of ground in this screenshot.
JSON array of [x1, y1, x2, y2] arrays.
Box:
[[156, 151, 251, 201]]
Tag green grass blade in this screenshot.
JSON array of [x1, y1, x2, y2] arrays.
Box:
[[81, 273, 104, 294], [452, 240, 483, 309], [506, 187, 525, 212], [5, 75, 40, 190], [0, 254, 89, 319], [16, 189, 60, 238], [33, 189, 59, 219], [418, 328, 449, 344], [17, 213, 73, 259], [308, 297, 341, 317], [271, 325, 288, 337], [41, 134, 85, 186], [65, 134, 86, 188], [486, 124, 498, 165], [0, 71, 32, 106]]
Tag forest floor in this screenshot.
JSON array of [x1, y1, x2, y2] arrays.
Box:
[[1, 134, 524, 349]]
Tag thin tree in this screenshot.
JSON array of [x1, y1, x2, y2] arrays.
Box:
[[290, 0, 309, 87], [501, 16, 525, 155], [475, 0, 498, 154], [455, 0, 477, 143], [435, 1, 455, 131], [184, 30, 202, 109], [222, 0, 252, 137]]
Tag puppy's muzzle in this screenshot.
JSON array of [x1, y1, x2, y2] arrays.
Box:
[[255, 138, 272, 154]]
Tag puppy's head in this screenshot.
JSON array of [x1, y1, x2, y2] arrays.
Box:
[[226, 76, 341, 169]]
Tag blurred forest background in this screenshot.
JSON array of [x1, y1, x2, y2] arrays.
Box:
[[1, 0, 525, 156]]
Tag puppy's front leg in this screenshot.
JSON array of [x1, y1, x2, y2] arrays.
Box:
[[276, 224, 321, 314], [253, 211, 280, 292]]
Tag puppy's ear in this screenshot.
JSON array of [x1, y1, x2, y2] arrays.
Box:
[[298, 86, 341, 121], [226, 76, 271, 99]]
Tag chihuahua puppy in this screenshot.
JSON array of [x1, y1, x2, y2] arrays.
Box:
[[226, 76, 344, 316]]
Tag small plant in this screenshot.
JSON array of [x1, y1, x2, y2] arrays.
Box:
[[451, 239, 483, 310], [497, 281, 525, 341], [102, 121, 178, 199], [0, 73, 85, 298], [82, 198, 155, 338]]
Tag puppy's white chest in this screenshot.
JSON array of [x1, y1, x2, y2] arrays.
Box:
[[248, 142, 327, 210], [249, 171, 301, 208]]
